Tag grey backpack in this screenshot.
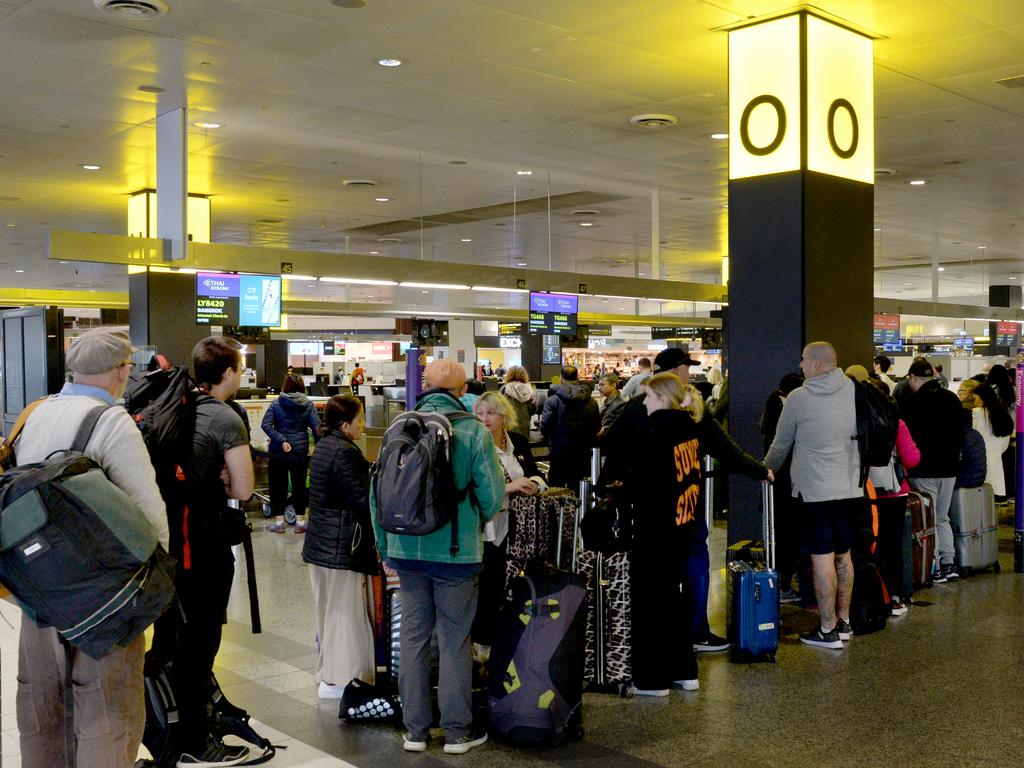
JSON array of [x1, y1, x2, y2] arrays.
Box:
[[371, 410, 476, 556]]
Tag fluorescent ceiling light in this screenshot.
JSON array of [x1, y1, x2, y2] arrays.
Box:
[[81, 164, 101, 170], [374, 197, 391, 202], [193, 121, 221, 129], [710, 133, 729, 140], [320, 277, 398, 285], [460, 238, 472, 242], [937, 267, 945, 271], [377, 57, 403, 67], [516, 170, 533, 176], [472, 285, 529, 294], [400, 281, 470, 290], [908, 179, 928, 186], [281, 274, 318, 281]]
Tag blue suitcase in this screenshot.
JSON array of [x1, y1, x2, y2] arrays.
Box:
[[726, 482, 779, 663]]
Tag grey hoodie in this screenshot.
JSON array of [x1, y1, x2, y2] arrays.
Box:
[[764, 367, 860, 502]]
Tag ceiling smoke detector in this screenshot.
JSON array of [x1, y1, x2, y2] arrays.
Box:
[[629, 113, 678, 129], [571, 209, 600, 216], [342, 178, 378, 187], [874, 168, 897, 177], [94, 0, 170, 20]]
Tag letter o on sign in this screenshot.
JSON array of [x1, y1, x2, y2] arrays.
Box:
[[827, 98, 858, 159], [739, 95, 786, 156]]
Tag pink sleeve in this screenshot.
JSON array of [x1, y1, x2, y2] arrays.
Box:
[[896, 419, 920, 469]]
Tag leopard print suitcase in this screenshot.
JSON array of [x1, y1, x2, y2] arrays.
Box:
[[505, 490, 578, 584], [577, 549, 631, 694]]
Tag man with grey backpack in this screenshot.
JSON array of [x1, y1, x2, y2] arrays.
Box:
[[371, 358, 504, 756], [11, 329, 170, 768]]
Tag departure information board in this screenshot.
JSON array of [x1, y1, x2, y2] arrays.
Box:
[[529, 292, 578, 334], [196, 272, 282, 326]]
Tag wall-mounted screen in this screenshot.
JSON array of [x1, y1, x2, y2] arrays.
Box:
[[196, 272, 281, 327], [529, 292, 578, 334]]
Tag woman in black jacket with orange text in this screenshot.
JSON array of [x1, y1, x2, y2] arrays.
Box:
[[303, 395, 378, 699], [629, 373, 703, 697]]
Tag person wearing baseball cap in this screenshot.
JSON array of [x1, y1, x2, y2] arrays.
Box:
[[900, 356, 964, 584], [12, 328, 169, 767], [372, 357, 504, 754], [601, 347, 770, 658]]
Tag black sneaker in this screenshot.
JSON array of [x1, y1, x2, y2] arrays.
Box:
[[799, 627, 843, 649], [693, 632, 730, 653], [443, 730, 488, 755], [176, 738, 249, 767], [835, 619, 853, 641], [942, 563, 959, 580], [932, 566, 948, 584]]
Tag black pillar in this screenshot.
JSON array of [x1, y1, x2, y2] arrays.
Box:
[[129, 271, 210, 369], [727, 171, 873, 543]]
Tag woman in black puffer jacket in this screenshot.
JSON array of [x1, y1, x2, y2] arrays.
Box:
[[302, 395, 378, 699]]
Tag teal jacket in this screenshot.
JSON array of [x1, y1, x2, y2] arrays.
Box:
[[371, 389, 504, 565]]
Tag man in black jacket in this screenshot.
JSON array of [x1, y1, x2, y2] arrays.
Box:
[[601, 347, 771, 652], [900, 359, 963, 583], [540, 365, 601, 488]]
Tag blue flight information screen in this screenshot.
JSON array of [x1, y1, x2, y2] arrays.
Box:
[[196, 272, 281, 326], [529, 292, 578, 334]]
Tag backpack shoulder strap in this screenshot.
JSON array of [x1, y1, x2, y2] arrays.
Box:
[[71, 404, 119, 454]]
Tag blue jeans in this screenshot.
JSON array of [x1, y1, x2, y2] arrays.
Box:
[[684, 516, 711, 640]]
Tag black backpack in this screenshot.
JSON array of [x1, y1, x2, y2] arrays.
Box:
[[142, 656, 281, 767], [125, 365, 198, 475], [371, 408, 477, 557], [853, 381, 899, 485]]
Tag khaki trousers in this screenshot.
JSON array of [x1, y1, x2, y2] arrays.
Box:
[[308, 565, 375, 686], [17, 619, 145, 768]]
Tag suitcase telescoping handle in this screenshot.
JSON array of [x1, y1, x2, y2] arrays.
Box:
[[761, 480, 776, 572], [703, 454, 714, 532]]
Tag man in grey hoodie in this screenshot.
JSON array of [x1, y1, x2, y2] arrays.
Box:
[[764, 342, 860, 650]]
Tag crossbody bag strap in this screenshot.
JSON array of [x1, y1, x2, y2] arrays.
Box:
[[70, 404, 119, 454], [7, 396, 48, 446]]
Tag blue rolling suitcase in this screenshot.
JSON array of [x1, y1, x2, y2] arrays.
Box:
[[726, 482, 779, 663]]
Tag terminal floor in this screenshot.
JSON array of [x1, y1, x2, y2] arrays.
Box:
[[3, 510, 1024, 768]]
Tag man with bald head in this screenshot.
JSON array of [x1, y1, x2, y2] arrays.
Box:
[[765, 342, 861, 650]]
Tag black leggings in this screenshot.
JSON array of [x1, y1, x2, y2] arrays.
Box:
[[874, 495, 908, 600], [269, 456, 309, 518]]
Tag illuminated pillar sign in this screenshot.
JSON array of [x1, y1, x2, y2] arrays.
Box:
[[872, 313, 900, 345], [729, 11, 874, 184], [196, 272, 238, 324]]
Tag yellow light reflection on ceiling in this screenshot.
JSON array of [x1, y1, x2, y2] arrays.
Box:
[[127, 189, 211, 243]]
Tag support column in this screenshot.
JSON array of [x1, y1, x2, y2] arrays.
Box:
[[156, 108, 187, 261], [129, 271, 209, 368], [725, 10, 875, 543]]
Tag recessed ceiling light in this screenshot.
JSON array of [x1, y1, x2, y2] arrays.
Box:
[[193, 121, 221, 129], [517, 262, 528, 267], [638, 271, 646, 276], [374, 197, 391, 202], [873, 227, 882, 231], [81, 164, 101, 171], [368, 250, 380, 254], [5, 223, 14, 228], [377, 57, 404, 67], [14, 269, 23, 273], [710, 133, 729, 140], [1010, 277, 1017, 280], [908, 179, 928, 186], [460, 238, 472, 242], [977, 245, 987, 250], [59, 261, 68, 264], [629, 113, 678, 128], [578, 222, 594, 227], [420, 290, 429, 294], [937, 267, 945, 271], [516, 170, 533, 176]]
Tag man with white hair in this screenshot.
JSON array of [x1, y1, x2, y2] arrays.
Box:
[[14, 329, 169, 768], [765, 342, 860, 650]]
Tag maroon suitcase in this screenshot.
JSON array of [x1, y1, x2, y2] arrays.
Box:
[[906, 490, 936, 589]]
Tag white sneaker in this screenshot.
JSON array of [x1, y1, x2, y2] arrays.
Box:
[[443, 731, 487, 754], [317, 681, 344, 699], [630, 687, 669, 697], [674, 679, 699, 691]]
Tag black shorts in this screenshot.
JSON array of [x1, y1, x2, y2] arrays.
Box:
[[798, 496, 860, 556]]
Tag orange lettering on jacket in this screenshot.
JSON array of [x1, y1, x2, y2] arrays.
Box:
[[675, 484, 700, 526], [673, 438, 701, 481]]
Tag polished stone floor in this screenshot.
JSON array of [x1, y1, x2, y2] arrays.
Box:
[[3, 506, 1023, 768]]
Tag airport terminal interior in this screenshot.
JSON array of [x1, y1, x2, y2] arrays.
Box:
[[2, 0, 1024, 766]]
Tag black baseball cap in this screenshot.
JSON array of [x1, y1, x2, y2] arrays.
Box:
[[653, 347, 700, 372], [908, 360, 934, 377]]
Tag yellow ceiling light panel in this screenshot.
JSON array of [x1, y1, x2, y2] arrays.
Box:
[[728, 15, 801, 180], [729, 11, 874, 185], [806, 15, 874, 184], [127, 189, 212, 243]]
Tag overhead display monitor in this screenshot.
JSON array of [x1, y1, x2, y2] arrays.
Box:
[[529, 292, 578, 335], [872, 313, 900, 346], [196, 272, 281, 327]]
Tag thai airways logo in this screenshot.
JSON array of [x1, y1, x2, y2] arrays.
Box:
[[203, 277, 230, 292]]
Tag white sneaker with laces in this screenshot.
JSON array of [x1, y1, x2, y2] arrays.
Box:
[[631, 687, 670, 697], [674, 679, 700, 691]]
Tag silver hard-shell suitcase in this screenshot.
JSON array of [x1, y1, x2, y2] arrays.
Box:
[[949, 483, 1000, 575]]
